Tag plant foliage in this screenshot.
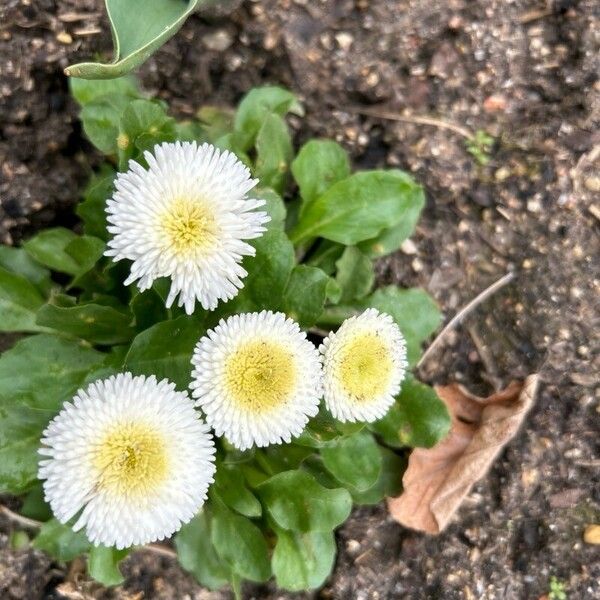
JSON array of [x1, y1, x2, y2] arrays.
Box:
[[0, 78, 450, 592]]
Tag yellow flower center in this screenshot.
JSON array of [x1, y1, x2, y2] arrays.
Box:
[[93, 423, 169, 497], [225, 340, 296, 412], [161, 199, 219, 255], [337, 333, 393, 402]]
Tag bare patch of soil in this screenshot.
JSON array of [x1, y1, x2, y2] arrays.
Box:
[[1, 1, 598, 598]]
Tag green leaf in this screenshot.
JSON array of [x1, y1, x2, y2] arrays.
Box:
[[76, 167, 116, 240], [257, 470, 352, 532], [0, 246, 53, 295], [65, 0, 204, 79], [350, 447, 406, 505], [24, 229, 105, 277], [294, 409, 340, 448], [358, 193, 425, 258], [282, 265, 329, 327], [211, 503, 271, 582], [0, 267, 47, 332], [320, 431, 382, 492], [229, 229, 294, 312], [118, 99, 176, 167], [70, 75, 140, 105], [334, 246, 374, 303], [370, 377, 450, 448], [292, 139, 350, 208], [80, 94, 133, 154], [272, 528, 336, 591], [36, 297, 133, 345], [214, 466, 262, 518], [123, 315, 203, 390], [197, 105, 235, 143], [176, 511, 231, 590], [88, 545, 129, 586], [357, 173, 425, 257], [234, 86, 302, 151], [131, 288, 168, 331], [33, 520, 91, 562], [0, 335, 105, 493], [290, 170, 421, 245], [306, 240, 345, 276], [254, 113, 293, 193], [20, 484, 53, 521]]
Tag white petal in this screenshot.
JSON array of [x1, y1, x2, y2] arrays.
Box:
[[106, 141, 270, 314], [38, 373, 216, 549], [191, 311, 323, 450]]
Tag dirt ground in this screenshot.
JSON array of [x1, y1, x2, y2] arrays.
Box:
[[0, 0, 599, 598]]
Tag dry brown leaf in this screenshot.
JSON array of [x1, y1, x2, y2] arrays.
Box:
[[387, 374, 539, 533]]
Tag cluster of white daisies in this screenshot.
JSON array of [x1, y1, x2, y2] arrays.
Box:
[[38, 142, 408, 551]]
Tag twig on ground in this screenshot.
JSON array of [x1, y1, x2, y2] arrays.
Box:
[[144, 544, 177, 559], [346, 106, 474, 141], [0, 505, 42, 529], [308, 326, 330, 338], [518, 8, 553, 24], [417, 272, 516, 369]]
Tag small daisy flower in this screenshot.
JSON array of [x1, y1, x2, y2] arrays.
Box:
[[320, 308, 408, 422], [191, 311, 323, 450], [106, 141, 270, 314], [39, 373, 216, 549]]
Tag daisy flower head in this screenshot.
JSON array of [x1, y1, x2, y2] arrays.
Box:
[[320, 308, 408, 422], [39, 373, 216, 549], [191, 311, 323, 450], [106, 141, 270, 314]]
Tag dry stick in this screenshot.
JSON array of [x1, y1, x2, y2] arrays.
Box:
[[347, 106, 474, 141], [0, 504, 177, 558], [417, 272, 515, 369]]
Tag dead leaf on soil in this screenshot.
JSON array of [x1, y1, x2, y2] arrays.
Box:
[[387, 375, 539, 534]]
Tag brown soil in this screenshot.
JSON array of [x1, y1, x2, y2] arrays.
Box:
[[1, 1, 599, 599]]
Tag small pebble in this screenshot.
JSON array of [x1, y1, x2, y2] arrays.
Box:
[[400, 239, 418, 255], [335, 32, 354, 51], [583, 525, 600, 545], [56, 31, 72, 44]]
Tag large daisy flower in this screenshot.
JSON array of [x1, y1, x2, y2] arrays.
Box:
[[190, 311, 323, 450], [39, 373, 216, 549], [106, 141, 269, 314], [320, 308, 408, 422]]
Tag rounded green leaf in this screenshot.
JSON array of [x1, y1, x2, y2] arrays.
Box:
[[272, 528, 336, 591], [370, 378, 451, 448], [88, 545, 129, 586], [254, 113, 293, 193], [176, 511, 231, 590], [257, 470, 352, 532], [33, 519, 91, 562], [123, 315, 204, 390], [289, 170, 421, 245], [66, 1, 204, 79], [214, 466, 262, 518], [0, 246, 52, 295], [24, 229, 105, 277], [292, 139, 350, 207], [282, 265, 330, 327], [0, 267, 47, 333], [36, 299, 133, 345], [350, 447, 406, 505], [320, 431, 382, 492], [334, 246, 375, 303], [234, 86, 302, 150], [211, 504, 271, 582]]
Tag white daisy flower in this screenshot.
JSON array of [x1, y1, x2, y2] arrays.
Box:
[[38, 373, 216, 549], [106, 141, 269, 314], [191, 311, 323, 450], [320, 308, 408, 422]]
